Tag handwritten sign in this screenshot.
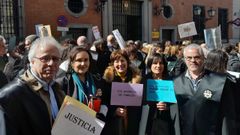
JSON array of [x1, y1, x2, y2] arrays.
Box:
[[92, 26, 102, 40], [178, 22, 197, 38], [111, 82, 143, 106], [204, 26, 222, 50], [147, 79, 177, 103], [112, 29, 126, 49], [36, 25, 52, 37], [35, 24, 43, 37]]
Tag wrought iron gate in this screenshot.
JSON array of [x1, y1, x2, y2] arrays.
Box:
[[0, 0, 23, 41], [112, 0, 142, 41]]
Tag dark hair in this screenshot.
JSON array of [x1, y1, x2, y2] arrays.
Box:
[[205, 49, 228, 73], [124, 45, 138, 59], [62, 38, 77, 47], [94, 39, 108, 53], [68, 46, 93, 72], [16, 41, 26, 54], [61, 40, 77, 61], [146, 53, 168, 79], [222, 45, 234, 54], [110, 49, 130, 66], [134, 40, 142, 49]]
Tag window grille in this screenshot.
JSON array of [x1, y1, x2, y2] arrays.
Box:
[[112, 0, 142, 41], [0, 0, 23, 41]]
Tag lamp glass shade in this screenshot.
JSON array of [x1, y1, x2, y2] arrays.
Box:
[[207, 8, 216, 17], [194, 6, 201, 16]]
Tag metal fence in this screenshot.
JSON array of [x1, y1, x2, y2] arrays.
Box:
[[0, 0, 23, 41], [112, 0, 142, 41]]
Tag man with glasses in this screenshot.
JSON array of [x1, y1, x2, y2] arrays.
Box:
[[0, 36, 65, 135], [170, 44, 237, 135]]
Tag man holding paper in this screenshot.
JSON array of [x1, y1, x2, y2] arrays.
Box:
[[172, 44, 237, 135], [0, 37, 65, 135]]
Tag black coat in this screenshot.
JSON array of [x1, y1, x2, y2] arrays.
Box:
[[143, 73, 175, 135], [55, 72, 104, 103], [0, 70, 8, 88], [171, 70, 237, 135], [0, 78, 64, 135], [101, 66, 142, 135], [96, 51, 111, 76]]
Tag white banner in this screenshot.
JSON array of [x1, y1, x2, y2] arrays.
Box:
[[204, 26, 222, 50], [35, 24, 43, 37], [112, 29, 126, 49], [92, 26, 102, 40], [36, 25, 52, 37], [178, 22, 197, 38]]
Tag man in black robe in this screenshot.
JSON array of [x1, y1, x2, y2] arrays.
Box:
[[171, 44, 237, 135]]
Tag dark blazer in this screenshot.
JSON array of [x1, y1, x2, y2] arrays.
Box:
[[56, 72, 104, 102], [101, 66, 142, 135], [0, 78, 64, 135], [143, 73, 175, 135], [0, 71, 8, 88], [171, 70, 237, 135]]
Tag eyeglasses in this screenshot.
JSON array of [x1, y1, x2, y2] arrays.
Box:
[[34, 56, 61, 63], [185, 56, 202, 61]]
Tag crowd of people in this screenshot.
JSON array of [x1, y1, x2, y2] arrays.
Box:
[[0, 34, 239, 135]]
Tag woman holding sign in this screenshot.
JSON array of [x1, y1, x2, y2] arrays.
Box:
[[101, 49, 142, 135], [56, 47, 103, 112], [143, 53, 175, 135]]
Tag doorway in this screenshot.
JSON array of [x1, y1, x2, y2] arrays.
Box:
[[112, 0, 142, 41], [160, 27, 177, 43]]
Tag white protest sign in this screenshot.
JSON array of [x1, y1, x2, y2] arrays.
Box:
[[178, 22, 197, 38], [52, 104, 105, 135], [112, 29, 126, 49], [111, 82, 143, 106], [37, 25, 52, 37], [92, 26, 102, 40], [204, 26, 222, 50], [35, 24, 43, 37]]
